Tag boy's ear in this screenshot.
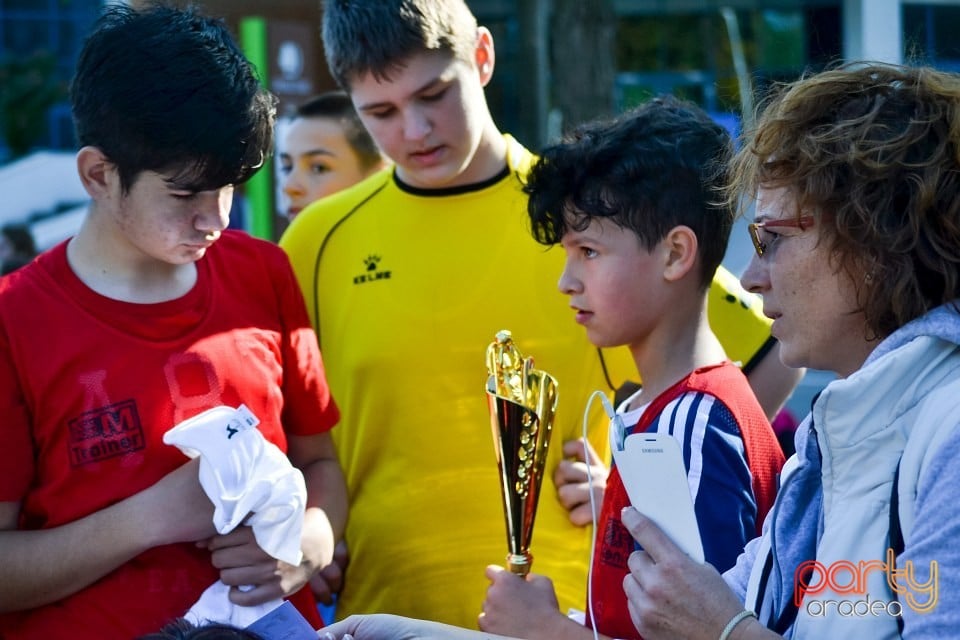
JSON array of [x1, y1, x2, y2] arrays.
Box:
[[662, 225, 698, 283], [76, 146, 117, 200], [475, 26, 495, 87]]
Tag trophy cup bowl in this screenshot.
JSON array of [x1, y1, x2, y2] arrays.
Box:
[[486, 330, 558, 576]]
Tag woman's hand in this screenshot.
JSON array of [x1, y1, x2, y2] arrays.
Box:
[[621, 507, 748, 640]]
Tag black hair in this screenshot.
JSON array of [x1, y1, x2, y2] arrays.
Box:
[[525, 96, 733, 287], [137, 617, 264, 640], [70, 2, 276, 194]]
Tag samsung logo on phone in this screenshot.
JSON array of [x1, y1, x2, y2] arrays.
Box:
[[641, 447, 664, 453]]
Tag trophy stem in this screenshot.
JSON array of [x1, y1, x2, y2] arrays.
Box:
[[506, 552, 533, 576]]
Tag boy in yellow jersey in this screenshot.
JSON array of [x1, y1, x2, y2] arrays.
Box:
[[280, 0, 801, 627]]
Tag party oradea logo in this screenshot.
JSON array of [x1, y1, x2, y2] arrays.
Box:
[[795, 549, 938, 618]]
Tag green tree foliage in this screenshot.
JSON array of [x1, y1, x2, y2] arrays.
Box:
[[0, 52, 65, 158]]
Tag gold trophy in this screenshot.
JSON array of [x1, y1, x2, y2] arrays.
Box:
[[485, 330, 558, 576]]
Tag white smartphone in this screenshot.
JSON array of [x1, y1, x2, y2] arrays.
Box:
[[610, 429, 705, 563]]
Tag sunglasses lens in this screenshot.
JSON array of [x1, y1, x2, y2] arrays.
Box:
[[749, 224, 764, 257]]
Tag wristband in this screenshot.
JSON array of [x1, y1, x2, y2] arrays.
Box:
[[718, 609, 757, 640]]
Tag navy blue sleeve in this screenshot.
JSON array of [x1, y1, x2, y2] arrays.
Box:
[[650, 392, 756, 573]]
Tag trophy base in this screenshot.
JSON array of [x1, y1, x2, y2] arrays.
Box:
[[506, 553, 533, 576]]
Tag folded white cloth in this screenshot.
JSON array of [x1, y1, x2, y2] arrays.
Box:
[[163, 405, 307, 626], [183, 581, 282, 629]]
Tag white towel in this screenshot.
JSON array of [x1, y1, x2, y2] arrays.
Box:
[[163, 404, 307, 627]]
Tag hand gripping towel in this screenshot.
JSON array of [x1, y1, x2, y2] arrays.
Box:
[[163, 405, 307, 627]]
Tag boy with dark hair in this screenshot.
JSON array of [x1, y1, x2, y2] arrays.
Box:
[[478, 97, 784, 640], [0, 4, 346, 638], [280, 91, 387, 219], [280, 0, 798, 626]]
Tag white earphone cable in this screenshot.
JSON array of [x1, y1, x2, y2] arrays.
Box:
[[581, 389, 619, 640]]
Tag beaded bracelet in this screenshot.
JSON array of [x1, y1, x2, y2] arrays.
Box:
[[718, 609, 757, 640]]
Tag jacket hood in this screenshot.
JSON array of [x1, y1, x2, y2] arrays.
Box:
[[749, 300, 960, 636], [866, 300, 960, 365]]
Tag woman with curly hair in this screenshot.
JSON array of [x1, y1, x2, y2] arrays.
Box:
[[621, 62, 960, 640]]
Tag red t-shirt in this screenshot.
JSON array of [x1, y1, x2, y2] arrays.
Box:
[[0, 231, 338, 638]]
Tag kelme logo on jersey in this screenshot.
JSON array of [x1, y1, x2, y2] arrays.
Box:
[[354, 254, 392, 285]]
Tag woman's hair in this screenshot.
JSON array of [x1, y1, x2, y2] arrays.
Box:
[[727, 62, 960, 338]]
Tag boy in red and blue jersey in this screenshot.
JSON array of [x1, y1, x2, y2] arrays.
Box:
[[478, 96, 785, 640]]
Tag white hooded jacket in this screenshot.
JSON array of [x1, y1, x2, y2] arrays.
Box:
[[725, 302, 960, 638]]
